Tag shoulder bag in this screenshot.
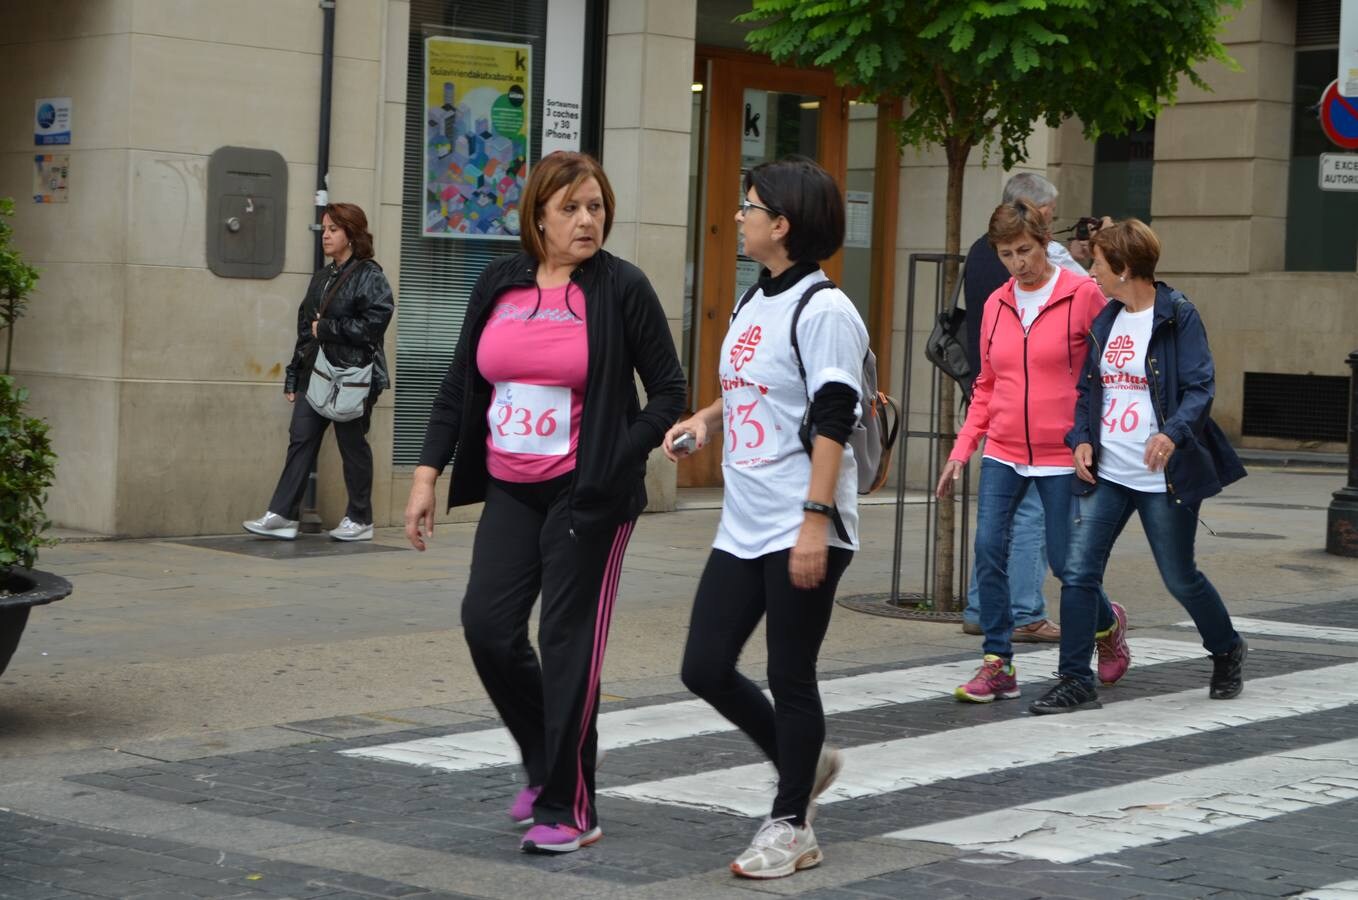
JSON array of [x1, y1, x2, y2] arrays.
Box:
[[305, 262, 373, 422], [924, 269, 972, 404]]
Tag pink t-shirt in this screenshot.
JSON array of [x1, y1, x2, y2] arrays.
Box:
[[476, 283, 589, 482]]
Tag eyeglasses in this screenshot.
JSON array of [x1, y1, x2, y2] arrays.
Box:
[[739, 199, 781, 218]]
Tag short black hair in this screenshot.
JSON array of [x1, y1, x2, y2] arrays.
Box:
[[742, 156, 845, 263]]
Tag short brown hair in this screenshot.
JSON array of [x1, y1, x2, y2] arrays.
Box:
[[323, 202, 374, 259], [987, 199, 1051, 248], [518, 152, 615, 261], [1092, 218, 1160, 281]]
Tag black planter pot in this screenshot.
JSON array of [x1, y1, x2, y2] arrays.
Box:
[[0, 568, 72, 678]]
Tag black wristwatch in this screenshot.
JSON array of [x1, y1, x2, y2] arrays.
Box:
[[802, 500, 835, 516]]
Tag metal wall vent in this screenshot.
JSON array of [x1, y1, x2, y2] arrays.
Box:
[[1241, 371, 1349, 442]]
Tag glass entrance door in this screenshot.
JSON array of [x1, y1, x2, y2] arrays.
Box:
[[680, 53, 846, 488]]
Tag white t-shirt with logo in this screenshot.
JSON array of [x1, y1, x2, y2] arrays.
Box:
[[714, 270, 870, 559], [1097, 306, 1165, 492]]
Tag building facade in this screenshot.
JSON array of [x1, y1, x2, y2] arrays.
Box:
[[1, 0, 1353, 536]]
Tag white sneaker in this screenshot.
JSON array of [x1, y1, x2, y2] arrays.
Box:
[[805, 745, 843, 826], [730, 817, 821, 879], [243, 511, 298, 540], [329, 516, 373, 542]]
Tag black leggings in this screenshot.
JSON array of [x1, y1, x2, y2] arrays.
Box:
[[461, 476, 635, 831], [680, 546, 852, 824], [267, 394, 374, 523]]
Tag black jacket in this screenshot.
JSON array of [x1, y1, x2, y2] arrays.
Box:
[[418, 249, 687, 534], [963, 234, 1011, 391], [1068, 283, 1246, 506], [284, 257, 395, 395]]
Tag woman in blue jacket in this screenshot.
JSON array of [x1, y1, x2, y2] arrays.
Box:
[[1029, 218, 1248, 715]]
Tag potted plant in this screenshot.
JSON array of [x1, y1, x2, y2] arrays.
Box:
[[1, 197, 40, 375], [0, 374, 65, 676], [1, 193, 65, 675]]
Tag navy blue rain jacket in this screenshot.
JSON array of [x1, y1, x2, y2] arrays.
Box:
[[1067, 282, 1246, 506]]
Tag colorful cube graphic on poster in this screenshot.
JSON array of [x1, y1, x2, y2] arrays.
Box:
[[424, 36, 531, 240]]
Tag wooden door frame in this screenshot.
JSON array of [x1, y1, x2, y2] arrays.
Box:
[[680, 51, 848, 487]]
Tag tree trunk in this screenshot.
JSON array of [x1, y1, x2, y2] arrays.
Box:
[[932, 140, 971, 610]]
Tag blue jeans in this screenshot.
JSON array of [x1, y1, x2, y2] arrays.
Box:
[[964, 484, 1048, 628], [974, 459, 1086, 660], [1058, 479, 1239, 685]]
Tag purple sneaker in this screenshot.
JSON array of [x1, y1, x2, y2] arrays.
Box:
[[520, 823, 602, 854], [954, 655, 1020, 703], [508, 785, 541, 824], [1096, 602, 1131, 686]]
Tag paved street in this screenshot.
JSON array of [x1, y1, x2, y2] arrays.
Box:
[[3, 462, 1358, 898]]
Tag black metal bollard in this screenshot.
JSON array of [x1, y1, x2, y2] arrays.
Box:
[[1326, 350, 1358, 557]]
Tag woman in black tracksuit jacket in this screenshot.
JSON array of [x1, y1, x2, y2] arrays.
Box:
[[404, 153, 685, 855]]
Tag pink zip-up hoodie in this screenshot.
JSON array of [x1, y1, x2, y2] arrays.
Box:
[[951, 267, 1106, 467]]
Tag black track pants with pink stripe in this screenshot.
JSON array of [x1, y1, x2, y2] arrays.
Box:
[[461, 475, 635, 831]]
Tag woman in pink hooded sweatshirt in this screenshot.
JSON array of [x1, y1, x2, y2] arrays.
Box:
[[936, 200, 1127, 704]]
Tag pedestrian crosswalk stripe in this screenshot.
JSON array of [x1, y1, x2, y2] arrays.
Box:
[[881, 737, 1358, 862], [341, 638, 1205, 772], [601, 662, 1358, 817], [1298, 880, 1358, 899], [1179, 617, 1358, 644]]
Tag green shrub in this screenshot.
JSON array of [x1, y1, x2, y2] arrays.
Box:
[[0, 375, 57, 571], [0, 197, 42, 375]]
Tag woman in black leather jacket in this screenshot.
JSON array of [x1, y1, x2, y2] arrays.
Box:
[[244, 202, 394, 542]]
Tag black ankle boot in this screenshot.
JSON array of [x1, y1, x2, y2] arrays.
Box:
[[1209, 638, 1247, 700]]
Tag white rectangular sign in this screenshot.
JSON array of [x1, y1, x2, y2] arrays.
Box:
[[1342, 0, 1358, 97], [844, 189, 873, 248], [1319, 153, 1358, 191], [541, 0, 586, 155], [34, 97, 71, 145]]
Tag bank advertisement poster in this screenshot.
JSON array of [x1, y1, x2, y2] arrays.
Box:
[[424, 36, 531, 240]]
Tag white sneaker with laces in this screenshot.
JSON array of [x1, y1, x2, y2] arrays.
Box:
[[243, 511, 298, 540], [730, 817, 821, 879], [329, 516, 373, 542], [805, 745, 843, 826]]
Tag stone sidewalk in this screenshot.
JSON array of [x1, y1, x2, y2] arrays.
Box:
[[2, 463, 1357, 898]]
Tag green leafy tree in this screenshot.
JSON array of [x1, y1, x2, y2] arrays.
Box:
[[0, 375, 57, 572], [742, 0, 1238, 607], [0, 197, 42, 375]]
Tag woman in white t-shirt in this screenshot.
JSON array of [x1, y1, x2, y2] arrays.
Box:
[[1028, 219, 1247, 715], [663, 157, 869, 881]]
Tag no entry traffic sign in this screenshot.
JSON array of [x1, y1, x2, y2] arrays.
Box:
[[1320, 79, 1358, 150]]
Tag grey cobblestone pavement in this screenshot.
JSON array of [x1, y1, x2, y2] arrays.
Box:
[[4, 469, 1358, 898], [4, 625, 1358, 897]]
